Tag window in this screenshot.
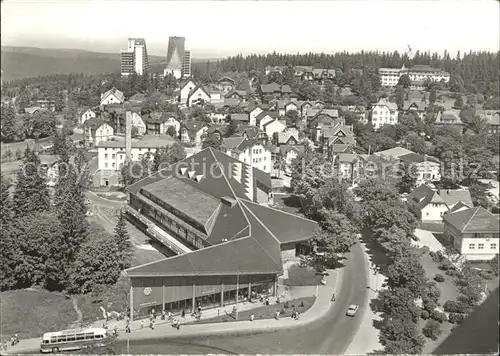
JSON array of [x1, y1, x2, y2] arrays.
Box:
[[469, 243, 475, 249], [491, 243, 497, 250], [112, 163, 115, 168], [104, 154, 108, 159], [478, 243, 484, 250], [104, 163, 108, 168]]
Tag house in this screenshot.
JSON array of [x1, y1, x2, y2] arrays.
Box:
[[410, 80, 425, 91], [276, 100, 300, 117], [123, 147, 318, 318], [263, 119, 287, 138], [374, 146, 414, 160], [334, 153, 360, 181], [278, 129, 299, 145], [217, 77, 236, 92], [486, 113, 499, 135], [320, 124, 356, 160], [206, 87, 225, 106], [208, 112, 227, 125], [179, 78, 198, 105], [79, 108, 96, 126], [95, 135, 176, 186], [265, 66, 285, 75], [144, 112, 180, 136], [280, 145, 306, 166], [305, 108, 338, 123], [407, 185, 450, 223], [230, 113, 250, 124], [180, 120, 209, 145], [443, 207, 499, 261], [238, 126, 269, 144], [371, 98, 398, 129], [398, 153, 441, 184], [84, 118, 114, 147], [222, 137, 272, 174], [434, 110, 464, 134], [403, 100, 427, 120], [112, 110, 146, 135], [24, 107, 42, 115], [438, 189, 473, 210], [225, 90, 247, 102], [312, 69, 336, 82], [206, 125, 228, 142], [100, 87, 125, 107], [294, 66, 313, 79], [247, 105, 264, 126], [187, 85, 211, 107], [260, 83, 293, 101]]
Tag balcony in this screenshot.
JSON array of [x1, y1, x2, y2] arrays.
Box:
[[127, 207, 192, 255]]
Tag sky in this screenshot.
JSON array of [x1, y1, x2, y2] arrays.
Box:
[[1, 0, 499, 58]]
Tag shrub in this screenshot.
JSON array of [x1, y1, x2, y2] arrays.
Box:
[[455, 277, 468, 287], [434, 274, 445, 282], [479, 271, 493, 280], [443, 300, 462, 313], [421, 310, 430, 320], [431, 310, 448, 323], [445, 269, 461, 277], [423, 299, 438, 313], [438, 261, 454, 271], [423, 319, 443, 340], [429, 251, 440, 263], [448, 313, 466, 324]]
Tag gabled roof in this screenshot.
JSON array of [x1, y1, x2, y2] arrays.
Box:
[[399, 153, 440, 164], [256, 111, 279, 122], [408, 184, 444, 210], [223, 98, 241, 107], [435, 110, 464, 125], [181, 120, 207, 134], [403, 100, 427, 111], [448, 200, 473, 213], [280, 144, 305, 155], [278, 131, 299, 145], [187, 84, 211, 102], [438, 189, 473, 208], [222, 136, 246, 150], [373, 98, 398, 111], [231, 113, 249, 122], [78, 107, 95, 116], [143, 112, 179, 124], [442, 207, 499, 233], [374, 147, 414, 159], [336, 153, 358, 164], [217, 76, 235, 85], [100, 87, 124, 103], [179, 78, 197, 91], [84, 118, 111, 132]]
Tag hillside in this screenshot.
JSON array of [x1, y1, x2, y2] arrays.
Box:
[[1, 46, 214, 82]]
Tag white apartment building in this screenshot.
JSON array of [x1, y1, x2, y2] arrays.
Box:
[[222, 137, 272, 174], [371, 98, 398, 129], [379, 65, 450, 87], [121, 38, 149, 76]]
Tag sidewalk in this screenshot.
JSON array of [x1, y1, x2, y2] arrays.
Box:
[[344, 242, 386, 355], [4, 267, 342, 354]]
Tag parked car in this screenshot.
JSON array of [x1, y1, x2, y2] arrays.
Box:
[[346, 304, 359, 317]]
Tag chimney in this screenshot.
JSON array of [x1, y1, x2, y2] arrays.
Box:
[[124, 101, 132, 162]]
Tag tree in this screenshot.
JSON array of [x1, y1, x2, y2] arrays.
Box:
[[12, 147, 51, 217], [166, 125, 177, 137], [395, 86, 406, 109], [150, 143, 187, 173], [0, 104, 19, 143], [397, 74, 411, 88], [224, 119, 238, 137], [272, 132, 279, 145], [386, 251, 428, 297], [429, 89, 437, 104], [68, 224, 121, 295], [377, 226, 413, 261], [284, 110, 300, 127], [489, 254, 499, 276], [396, 164, 418, 194], [114, 210, 132, 270], [453, 95, 464, 109], [422, 320, 442, 340], [466, 94, 478, 108], [202, 134, 222, 150]]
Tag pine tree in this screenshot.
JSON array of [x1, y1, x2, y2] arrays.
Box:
[[114, 210, 133, 270], [12, 147, 51, 217]]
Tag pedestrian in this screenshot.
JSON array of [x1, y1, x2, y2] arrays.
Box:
[[331, 293, 336, 302], [250, 314, 255, 322], [152, 308, 156, 320], [217, 308, 220, 316], [181, 309, 185, 318], [15, 334, 19, 344], [140, 320, 144, 329], [126, 325, 131, 334], [275, 311, 280, 320], [127, 316, 130, 323], [151, 320, 155, 330], [161, 310, 165, 320]]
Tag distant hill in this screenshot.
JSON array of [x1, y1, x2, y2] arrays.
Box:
[[1, 46, 216, 82]]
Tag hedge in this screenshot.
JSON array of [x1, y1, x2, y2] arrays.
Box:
[[434, 274, 445, 282], [423, 319, 443, 340], [431, 310, 448, 323], [421, 310, 430, 320]]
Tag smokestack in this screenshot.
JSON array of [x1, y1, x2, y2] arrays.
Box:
[[124, 101, 132, 162]]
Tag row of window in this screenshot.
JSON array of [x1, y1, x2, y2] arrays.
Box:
[[469, 243, 497, 250], [253, 148, 264, 155], [104, 147, 152, 152], [473, 233, 500, 239], [252, 157, 267, 163]]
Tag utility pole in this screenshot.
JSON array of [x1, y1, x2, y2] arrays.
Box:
[[236, 270, 240, 321]]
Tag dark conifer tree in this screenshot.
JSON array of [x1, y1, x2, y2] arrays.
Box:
[[114, 210, 133, 270]]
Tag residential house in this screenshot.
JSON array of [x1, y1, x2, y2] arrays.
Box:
[[112, 110, 146, 135], [278, 129, 299, 146], [187, 85, 211, 107], [206, 86, 225, 106], [247, 105, 264, 126], [84, 118, 114, 147], [294, 66, 313, 80], [208, 112, 227, 125], [371, 98, 398, 130], [238, 126, 269, 145], [222, 98, 242, 107], [222, 137, 272, 174], [374, 146, 414, 160], [486, 113, 499, 135], [410, 80, 425, 91], [95, 135, 176, 186], [434, 110, 464, 134], [206, 125, 228, 142], [179, 78, 198, 105], [398, 153, 441, 184], [144, 112, 180, 136], [276, 101, 300, 117], [225, 90, 247, 102], [217, 77, 236, 93], [180, 120, 209, 145], [443, 207, 499, 261], [305, 108, 338, 123], [407, 185, 450, 223], [438, 188, 473, 210], [256, 111, 285, 137], [231, 113, 250, 125], [403, 100, 427, 120], [334, 153, 360, 181], [260, 83, 293, 102], [312, 69, 336, 82], [265, 66, 285, 75], [100, 87, 125, 107], [280, 145, 306, 166], [24, 107, 43, 115], [79, 108, 96, 126], [320, 123, 356, 161]]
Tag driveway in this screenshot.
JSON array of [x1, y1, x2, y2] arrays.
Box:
[[413, 229, 445, 253]]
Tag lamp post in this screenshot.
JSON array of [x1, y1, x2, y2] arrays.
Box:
[[236, 270, 240, 321]]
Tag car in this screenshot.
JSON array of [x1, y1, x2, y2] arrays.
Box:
[[346, 304, 359, 317]]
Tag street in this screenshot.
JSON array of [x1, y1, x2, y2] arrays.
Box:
[[112, 243, 368, 354]]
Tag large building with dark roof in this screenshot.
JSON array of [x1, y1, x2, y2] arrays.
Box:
[[125, 148, 318, 318]]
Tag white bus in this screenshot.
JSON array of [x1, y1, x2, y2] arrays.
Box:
[[40, 327, 109, 353]]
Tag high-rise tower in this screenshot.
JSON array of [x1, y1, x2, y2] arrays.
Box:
[[121, 38, 149, 76], [164, 36, 191, 79]]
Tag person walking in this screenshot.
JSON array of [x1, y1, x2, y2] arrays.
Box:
[[181, 310, 185, 318], [161, 310, 165, 320], [140, 320, 144, 329], [250, 314, 255, 322], [331, 293, 336, 302]]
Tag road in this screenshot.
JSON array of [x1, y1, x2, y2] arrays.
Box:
[[112, 243, 368, 354]]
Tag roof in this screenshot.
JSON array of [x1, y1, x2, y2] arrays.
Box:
[[336, 153, 357, 163], [181, 120, 207, 134], [278, 131, 299, 145], [438, 189, 473, 208], [187, 84, 211, 102], [143, 112, 178, 124], [407, 184, 443, 210], [37, 155, 59, 166], [256, 111, 279, 122], [97, 135, 176, 148], [100, 87, 124, 103], [486, 113, 500, 126], [403, 100, 427, 111], [374, 147, 414, 159], [432, 288, 499, 355], [223, 98, 241, 107], [442, 207, 499, 233], [124, 148, 318, 277], [231, 113, 249, 122], [280, 144, 305, 155], [84, 118, 112, 133], [373, 98, 398, 111], [217, 77, 235, 84], [399, 153, 440, 164], [435, 110, 464, 125], [222, 136, 245, 150]]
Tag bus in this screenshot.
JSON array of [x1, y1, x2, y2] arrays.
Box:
[[40, 327, 109, 353]]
